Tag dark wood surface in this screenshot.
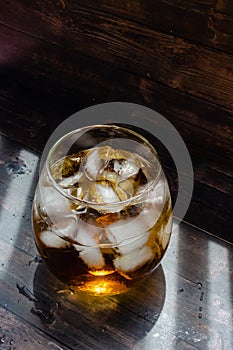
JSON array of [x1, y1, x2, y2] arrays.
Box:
[[0, 135, 232, 349], [0, 1, 233, 349]]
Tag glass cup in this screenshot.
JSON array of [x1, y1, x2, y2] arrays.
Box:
[[32, 125, 172, 295]]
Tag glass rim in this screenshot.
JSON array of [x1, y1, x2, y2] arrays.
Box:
[[46, 124, 162, 207]]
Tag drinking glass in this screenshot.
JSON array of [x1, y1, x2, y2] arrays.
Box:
[[32, 125, 172, 295]]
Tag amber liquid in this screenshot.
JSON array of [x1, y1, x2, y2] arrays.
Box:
[[33, 147, 172, 295]]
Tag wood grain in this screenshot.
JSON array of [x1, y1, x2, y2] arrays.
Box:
[[0, 220, 232, 349], [81, 0, 233, 54], [0, 3, 233, 110], [0, 307, 70, 350], [0, 24, 232, 162], [1, 0, 233, 55]]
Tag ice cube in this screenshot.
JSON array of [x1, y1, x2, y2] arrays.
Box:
[[84, 148, 105, 181], [107, 219, 137, 245], [143, 181, 166, 223], [87, 181, 125, 212], [74, 221, 104, 269], [116, 165, 148, 200], [99, 168, 118, 184], [114, 245, 153, 273], [79, 246, 104, 269], [107, 204, 160, 245], [111, 159, 124, 173], [95, 182, 119, 203], [40, 230, 68, 249], [139, 204, 162, 231], [70, 184, 91, 204], [75, 220, 101, 244], [117, 231, 150, 254], [153, 180, 165, 205], [58, 172, 84, 188], [52, 215, 78, 241], [41, 186, 71, 219], [118, 158, 139, 181], [116, 179, 135, 200]]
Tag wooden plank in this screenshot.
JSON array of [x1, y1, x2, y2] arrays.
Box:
[[187, 198, 232, 241], [0, 223, 232, 349], [0, 182, 36, 256], [1, 73, 233, 162], [0, 5, 233, 110], [164, 168, 233, 243], [0, 137, 39, 255], [0, 135, 39, 198], [0, 24, 232, 161], [0, 307, 70, 350], [1, 0, 233, 55], [163, 223, 233, 301], [83, 0, 233, 54]]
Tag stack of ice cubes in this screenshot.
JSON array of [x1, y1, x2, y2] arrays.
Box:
[[38, 146, 165, 275]]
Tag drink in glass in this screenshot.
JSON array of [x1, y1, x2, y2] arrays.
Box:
[[32, 125, 172, 295]]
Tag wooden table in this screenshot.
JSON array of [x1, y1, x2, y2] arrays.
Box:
[[0, 1, 233, 349], [0, 136, 232, 349]]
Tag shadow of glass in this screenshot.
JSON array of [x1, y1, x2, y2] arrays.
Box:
[[32, 262, 166, 349]]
